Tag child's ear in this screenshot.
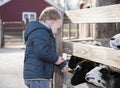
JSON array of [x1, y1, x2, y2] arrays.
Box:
[[49, 20, 54, 26]]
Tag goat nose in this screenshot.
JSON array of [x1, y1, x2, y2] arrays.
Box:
[[111, 38, 115, 40], [86, 77, 89, 81], [86, 74, 89, 77]]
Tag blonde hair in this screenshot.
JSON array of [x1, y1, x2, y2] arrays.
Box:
[[39, 7, 62, 22]]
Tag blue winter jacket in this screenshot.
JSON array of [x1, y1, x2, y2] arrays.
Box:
[[24, 21, 66, 79]]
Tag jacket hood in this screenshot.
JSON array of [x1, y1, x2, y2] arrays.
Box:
[[24, 21, 52, 42]]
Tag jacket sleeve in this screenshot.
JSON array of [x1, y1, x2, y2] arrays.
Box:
[[31, 29, 58, 64], [57, 61, 67, 69]]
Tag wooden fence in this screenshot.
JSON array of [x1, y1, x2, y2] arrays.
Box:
[[0, 19, 4, 47], [0, 21, 25, 47], [55, 4, 120, 88]]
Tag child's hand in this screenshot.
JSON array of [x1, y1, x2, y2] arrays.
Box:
[[61, 65, 69, 73], [55, 57, 64, 65]]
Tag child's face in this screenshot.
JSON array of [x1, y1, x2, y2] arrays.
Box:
[[50, 19, 63, 34]]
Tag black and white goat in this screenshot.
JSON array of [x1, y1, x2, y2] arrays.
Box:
[[110, 33, 120, 50], [71, 60, 99, 85], [85, 65, 120, 88], [68, 55, 99, 85]]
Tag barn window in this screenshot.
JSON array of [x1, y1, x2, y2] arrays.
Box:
[[22, 12, 36, 22]]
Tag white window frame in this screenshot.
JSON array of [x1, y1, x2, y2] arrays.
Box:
[[22, 12, 37, 22]]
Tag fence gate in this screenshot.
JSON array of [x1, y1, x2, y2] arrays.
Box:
[[2, 21, 25, 47]]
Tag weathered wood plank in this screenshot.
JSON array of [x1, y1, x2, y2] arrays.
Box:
[[54, 28, 64, 88], [63, 40, 120, 69], [67, 38, 110, 47], [65, 4, 120, 23]]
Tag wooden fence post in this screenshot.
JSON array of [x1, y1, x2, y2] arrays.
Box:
[[23, 18, 29, 44], [54, 28, 64, 88], [0, 19, 3, 47]]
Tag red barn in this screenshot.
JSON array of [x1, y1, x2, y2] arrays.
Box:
[[116, 0, 120, 3], [0, 0, 50, 22], [0, 0, 51, 47]]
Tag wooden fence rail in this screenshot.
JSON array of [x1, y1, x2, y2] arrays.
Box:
[[63, 40, 120, 69], [65, 4, 120, 23]]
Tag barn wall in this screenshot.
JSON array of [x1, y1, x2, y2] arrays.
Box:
[[1, 0, 50, 21], [116, 0, 120, 3]]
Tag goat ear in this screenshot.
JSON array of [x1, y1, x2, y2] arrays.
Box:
[[111, 71, 120, 78]]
